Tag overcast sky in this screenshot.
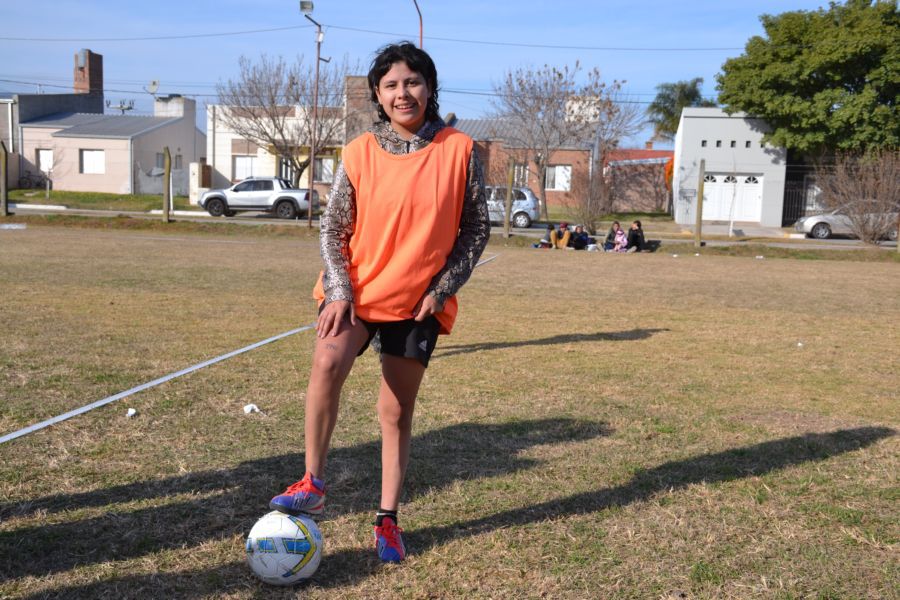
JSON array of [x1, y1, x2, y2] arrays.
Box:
[[1, 0, 830, 147]]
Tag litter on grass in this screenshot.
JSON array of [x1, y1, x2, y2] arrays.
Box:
[[243, 404, 260, 414], [126, 408, 137, 418]]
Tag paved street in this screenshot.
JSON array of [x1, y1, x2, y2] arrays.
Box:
[[6, 203, 896, 251]]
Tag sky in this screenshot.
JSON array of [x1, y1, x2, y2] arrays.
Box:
[[1, 0, 832, 148]]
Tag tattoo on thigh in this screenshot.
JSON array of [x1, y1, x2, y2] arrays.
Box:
[[324, 343, 340, 351]]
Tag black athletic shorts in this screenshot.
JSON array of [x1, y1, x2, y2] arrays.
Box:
[[318, 305, 440, 368], [358, 316, 440, 368]]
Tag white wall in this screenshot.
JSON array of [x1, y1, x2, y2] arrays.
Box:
[[673, 107, 786, 227], [22, 126, 131, 193]]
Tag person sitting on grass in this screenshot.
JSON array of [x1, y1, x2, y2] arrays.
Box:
[[535, 223, 554, 248], [571, 225, 593, 250], [550, 222, 571, 249], [626, 220, 645, 253], [612, 225, 628, 252], [603, 221, 621, 251]]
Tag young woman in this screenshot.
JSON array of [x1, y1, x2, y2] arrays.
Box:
[[626, 220, 645, 253], [269, 42, 490, 564]]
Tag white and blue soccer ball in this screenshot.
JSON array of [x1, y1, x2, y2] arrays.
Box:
[[246, 511, 323, 585]]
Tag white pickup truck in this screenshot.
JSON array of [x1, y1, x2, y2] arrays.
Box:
[[197, 177, 319, 219]]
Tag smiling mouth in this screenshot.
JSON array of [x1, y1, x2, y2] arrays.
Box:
[[395, 104, 416, 110]]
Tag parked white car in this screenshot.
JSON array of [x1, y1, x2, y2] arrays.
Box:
[[794, 210, 898, 241], [485, 185, 541, 229], [198, 177, 319, 219]]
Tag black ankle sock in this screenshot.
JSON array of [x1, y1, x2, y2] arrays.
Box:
[[375, 509, 398, 527]]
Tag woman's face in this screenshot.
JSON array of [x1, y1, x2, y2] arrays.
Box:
[[375, 61, 431, 137]]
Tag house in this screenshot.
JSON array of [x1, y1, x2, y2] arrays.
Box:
[[450, 116, 672, 213], [449, 116, 591, 209], [205, 76, 373, 200], [21, 94, 206, 195], [672, 107, 787, 227], [5, 48, 205, 195], [1, 49, 105, 188]]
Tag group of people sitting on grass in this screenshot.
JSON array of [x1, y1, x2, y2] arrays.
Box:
[[537, 220, 646, 252]]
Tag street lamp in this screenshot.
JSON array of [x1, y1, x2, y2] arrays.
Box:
[[412, 0, 423, 48], [301, 1, 324, 228]]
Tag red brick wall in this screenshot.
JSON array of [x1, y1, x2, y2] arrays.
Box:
[[474, 140, 590, 208]]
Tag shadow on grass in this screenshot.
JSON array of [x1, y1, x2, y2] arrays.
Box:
[[0, 418, 609, 582], [9, 427, 894, 598], [7, 422, 896, 598], [435, 328, 669, 360]]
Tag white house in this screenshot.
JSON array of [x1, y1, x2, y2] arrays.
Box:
[[205, 76, 375, 201], [20, 95, 205, 195], [673, 107, 787, 227]]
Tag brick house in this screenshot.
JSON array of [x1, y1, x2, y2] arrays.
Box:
[[449, 116, 673, 214], [449, 116, 591, 211]]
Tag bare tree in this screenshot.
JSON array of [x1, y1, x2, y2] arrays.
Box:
[[492, 62, 620, 221], [815, 150, 900, 245], [216, 54, 360, 188], [573, 91, 645, 232]]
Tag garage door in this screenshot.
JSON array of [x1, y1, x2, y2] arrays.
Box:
[[702, 174, 763, 222]]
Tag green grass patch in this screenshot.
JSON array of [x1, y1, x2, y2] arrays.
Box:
[[9, 189, 194, 211], [0, 225, 897, 598]]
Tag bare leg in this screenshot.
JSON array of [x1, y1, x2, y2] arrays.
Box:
[[304, 319, 370, 479], [377, 355, 426, 511]]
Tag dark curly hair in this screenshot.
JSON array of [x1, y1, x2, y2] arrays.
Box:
[[367, 42, 440, 123]]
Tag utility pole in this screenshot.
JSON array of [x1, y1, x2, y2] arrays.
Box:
[[504, 156, 514, 239], [162, 147, 172, 223], [0, 141, 8, 216], [694, 159, 705, 248], [302, 3, 325, 229]]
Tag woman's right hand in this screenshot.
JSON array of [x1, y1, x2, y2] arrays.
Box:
[[317, 300, 356, 338]]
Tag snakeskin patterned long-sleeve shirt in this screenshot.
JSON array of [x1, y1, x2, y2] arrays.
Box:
[[319, 119, 490, 309]]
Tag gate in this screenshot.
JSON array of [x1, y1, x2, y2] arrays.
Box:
[[781, 181, 805, 226]]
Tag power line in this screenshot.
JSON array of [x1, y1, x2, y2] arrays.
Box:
[[0, 24, 312, 42], [0, 21, 748, 52], [2, 77, 683, 107], [326, 24, 745, 52]]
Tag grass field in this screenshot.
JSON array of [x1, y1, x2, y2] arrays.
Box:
[[9, 189, 194, 212], [0, 222, 897, 599]]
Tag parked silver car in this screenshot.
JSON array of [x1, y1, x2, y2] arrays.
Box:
[[794, 210, 898, 241], [198, 177, 319, 219], [485, 185, 541, 228]]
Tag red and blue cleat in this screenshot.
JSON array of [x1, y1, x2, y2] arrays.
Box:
[[374, 516, 406, 563], [269, 472, 326, 516]]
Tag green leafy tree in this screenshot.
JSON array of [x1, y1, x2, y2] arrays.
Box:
[[646, 78, 716, 141], [716, 0, 899, 154]]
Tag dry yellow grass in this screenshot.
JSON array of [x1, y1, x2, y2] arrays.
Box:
[[1, 224, 897, 599]]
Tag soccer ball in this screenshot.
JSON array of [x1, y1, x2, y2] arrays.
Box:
[[246, 511, 323, 585]]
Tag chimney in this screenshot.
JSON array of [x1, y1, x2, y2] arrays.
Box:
[[154, 94, 194, 118], [343, 75, 377, 144], [74, 49, 103, 95], [645, 140, 654, 150]]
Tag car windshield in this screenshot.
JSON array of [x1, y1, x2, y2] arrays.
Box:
[[279, 178, 294, 189]]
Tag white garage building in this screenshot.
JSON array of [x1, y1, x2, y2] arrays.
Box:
[[672, 107, 787, 228]]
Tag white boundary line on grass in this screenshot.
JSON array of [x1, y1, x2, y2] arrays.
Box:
[[0, 253, 500, 445]]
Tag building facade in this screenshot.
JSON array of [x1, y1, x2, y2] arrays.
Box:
[[672, 107, 787, 227], [20, 95, 205, 195]]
